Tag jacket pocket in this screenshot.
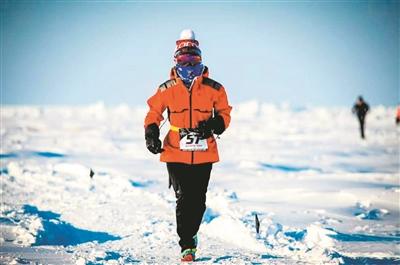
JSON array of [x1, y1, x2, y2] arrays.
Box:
[[193, 109, 213, 127], [168, 107, 189, 128], [193, 108, 212, 114], [169, 108, 189, 114]]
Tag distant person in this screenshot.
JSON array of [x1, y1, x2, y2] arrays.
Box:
[[396, 106, 400, 125], [352, 96, 369, 139], [144, 29, 232, 262]]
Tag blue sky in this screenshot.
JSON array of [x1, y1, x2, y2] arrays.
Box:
[[1, 1, 398, 107]]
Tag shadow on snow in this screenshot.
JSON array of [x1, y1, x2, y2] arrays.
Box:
[[21, 205, 121, 246], [0, 151, 65, 159], [284, 228, 400, 243], [129, 179, 154, 188], [260, 163, 323, 173], [330, 252, 400, 265], [202, 208, 220, 224], [330, 231, 400, 242]]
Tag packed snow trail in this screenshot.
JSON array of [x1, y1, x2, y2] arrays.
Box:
[[1, 102, 399, 264]]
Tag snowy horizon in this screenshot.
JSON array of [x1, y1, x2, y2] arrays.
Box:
[[1, 100, 398, 109]]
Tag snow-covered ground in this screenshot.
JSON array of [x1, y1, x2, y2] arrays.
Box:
[[1, 101, 399, 265]]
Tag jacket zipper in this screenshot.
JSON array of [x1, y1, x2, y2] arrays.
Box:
[[190, 90, 194, 164], [189, 90, 193, 129], [189, 78, 196, 165]]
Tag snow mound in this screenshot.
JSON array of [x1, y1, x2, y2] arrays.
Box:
[[260, 221, 341, 264], [0, 205, 41, 246], [201, 215, 266, 252]]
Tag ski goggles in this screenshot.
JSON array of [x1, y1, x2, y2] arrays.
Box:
[[174, 46, 202, 58], [175, 54, 202, 66]]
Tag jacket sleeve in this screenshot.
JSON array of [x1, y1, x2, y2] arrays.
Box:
[[214, 86, 232, 130], [144, 88, 167, 128]]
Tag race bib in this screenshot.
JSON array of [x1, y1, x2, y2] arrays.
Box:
[[179, 129, 208, 151]]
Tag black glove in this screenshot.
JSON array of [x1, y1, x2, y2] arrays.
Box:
[[197, 115, 225, 140], [146, 138, 163, 154], [145, 123, 163, 154]]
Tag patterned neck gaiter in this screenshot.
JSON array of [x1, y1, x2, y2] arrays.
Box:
[[176, 63, 204, 88]]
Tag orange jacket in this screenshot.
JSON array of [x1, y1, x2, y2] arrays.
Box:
[[144, 66, 232, 164]]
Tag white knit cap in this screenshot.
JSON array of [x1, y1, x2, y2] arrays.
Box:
[[179, 29, 196, 40], [174, 29, 201, 58]]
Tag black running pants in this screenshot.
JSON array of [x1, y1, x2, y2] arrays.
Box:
[[166, 162, 212, 251], [358, 116, 366, 139]]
